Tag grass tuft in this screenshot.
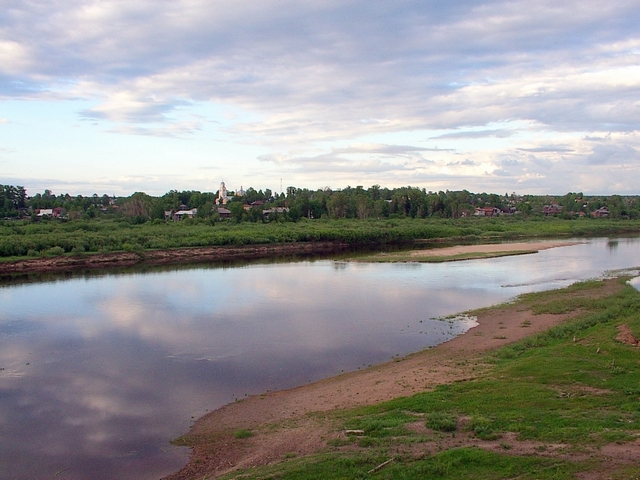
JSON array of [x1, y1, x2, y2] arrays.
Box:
[[426, 412, 457, 432], [234, 429, 254, 439]]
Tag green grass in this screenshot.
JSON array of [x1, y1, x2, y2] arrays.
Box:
[[425, 412, 458, 432], [213, 278, 640, 479], [2, 216, 639, 259], [234, 429, 254, 439], [219, 448, 586, 479], [346, 280, 640, 444]]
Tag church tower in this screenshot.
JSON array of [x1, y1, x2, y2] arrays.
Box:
[[218, 181, 229, 205]]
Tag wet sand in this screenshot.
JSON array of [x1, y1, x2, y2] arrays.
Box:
[[357, 240, 583, 262], [408, 240, 581, 257]]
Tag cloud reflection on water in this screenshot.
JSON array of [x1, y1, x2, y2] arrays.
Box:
[[1, 237, 640, 479]]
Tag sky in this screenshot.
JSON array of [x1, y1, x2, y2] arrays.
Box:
[[1, 0, 639, 197]]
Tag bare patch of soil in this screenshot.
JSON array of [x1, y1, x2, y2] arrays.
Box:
[[616, 324, 640, 346], [164, 278, 637, 480]]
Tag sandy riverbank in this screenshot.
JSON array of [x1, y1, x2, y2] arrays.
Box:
[[164, 258, 633, 480], [408, 240, 581, 257], [357, 240, 582, 262]]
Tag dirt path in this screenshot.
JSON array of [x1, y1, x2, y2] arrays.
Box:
[[164, 278, 629, 480]]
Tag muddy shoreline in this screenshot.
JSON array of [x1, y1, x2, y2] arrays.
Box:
[[0, 241, 352, 276]]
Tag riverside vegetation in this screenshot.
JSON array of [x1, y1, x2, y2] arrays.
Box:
[[2, 216, 640, 262], [2, 184, 640, 262], [172, 277, 640, 480]]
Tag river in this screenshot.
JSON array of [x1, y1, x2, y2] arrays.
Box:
[[1, 237, 639, 479]]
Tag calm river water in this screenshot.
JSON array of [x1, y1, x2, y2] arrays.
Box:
[[1, 237, 639, 479]]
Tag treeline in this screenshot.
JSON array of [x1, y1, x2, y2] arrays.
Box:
[[3, 184, 640, 223]]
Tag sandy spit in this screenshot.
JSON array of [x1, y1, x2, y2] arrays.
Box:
[[407, 240, 581, 257]]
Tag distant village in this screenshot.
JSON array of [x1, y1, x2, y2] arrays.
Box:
[[163, 182, 290, 221], [1, 183, 636, 222]]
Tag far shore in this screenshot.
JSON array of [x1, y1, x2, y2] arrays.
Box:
[[0, 241, 352, 276], [0, 239, 582, 277]]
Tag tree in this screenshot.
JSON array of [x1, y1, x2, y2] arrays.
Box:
[[327, 192, 349, 219], [355, 194, 373, 219], [228, 201, 246, 223], [121, 192, 154, 221]]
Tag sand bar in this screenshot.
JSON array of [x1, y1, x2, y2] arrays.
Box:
[[407, 240, 581, 257]]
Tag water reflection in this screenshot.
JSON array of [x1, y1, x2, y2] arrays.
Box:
[[1, 237, 640, 479]]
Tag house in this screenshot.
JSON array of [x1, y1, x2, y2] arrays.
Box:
[[37, 208, 63, 217], [36, 208, 54, 217], [217, 207, 231, 219], [592, 207, 609, 218], [262, 207, 289, 219], [243, 200, 264, 211], [172, 208, 197, 221], [543, 204, 563, 216], [474, 207, 499, 217]]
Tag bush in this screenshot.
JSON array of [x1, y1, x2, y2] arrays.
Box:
[[45, 246, 65, 256]]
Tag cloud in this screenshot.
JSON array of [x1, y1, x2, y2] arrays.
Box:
[[517, 145, 574, 153], [0, 40, 32, 75], [447, 159, 476, 166], [259, 152, 413, 175], [431, 129, 514, 140], [1, 0, 640, 194], [585, 144, 640, 165], [501, 158, 520, 167], [79, 92, 184, 124], [4, 1, 639, 132], [332, 144, 450, 155], [107, 120, 202, 137]]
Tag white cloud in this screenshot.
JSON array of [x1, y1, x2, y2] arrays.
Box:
[[1, 0, 639, 194]]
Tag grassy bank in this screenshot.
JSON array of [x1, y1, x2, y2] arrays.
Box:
[[196, 278, 640, 479], [2, 216, 640, 260]]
